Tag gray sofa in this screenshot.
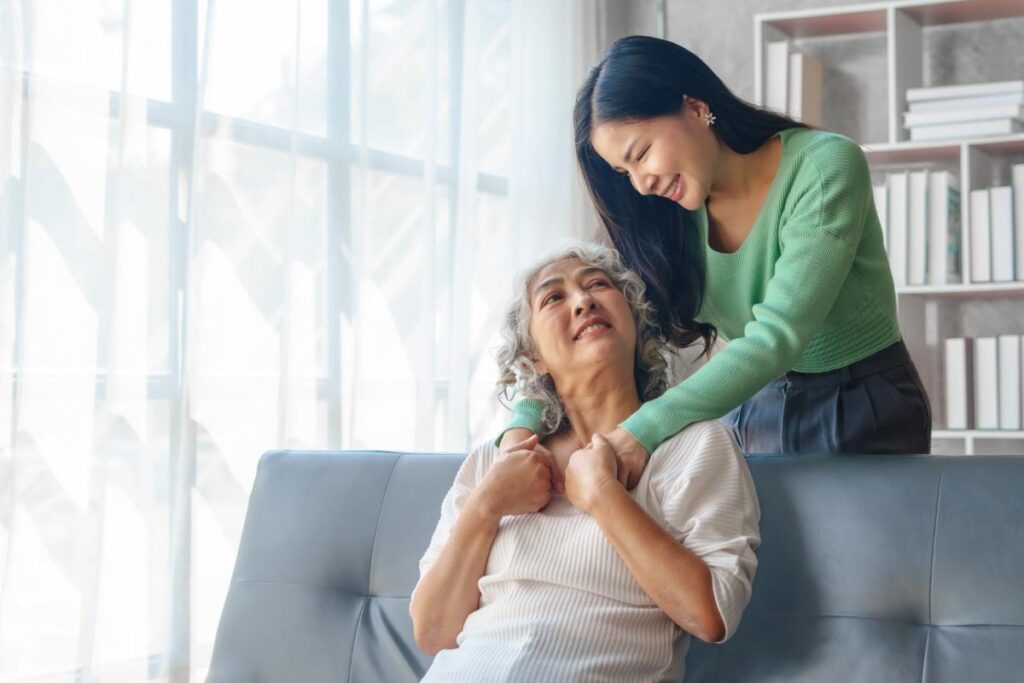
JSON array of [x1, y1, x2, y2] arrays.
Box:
[[206, 450, 1024, 682]]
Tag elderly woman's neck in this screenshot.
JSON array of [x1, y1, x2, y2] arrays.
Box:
[[559, 382, 642, 446]]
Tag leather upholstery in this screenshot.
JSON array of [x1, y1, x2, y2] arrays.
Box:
[[207, 451, 1024, 682]]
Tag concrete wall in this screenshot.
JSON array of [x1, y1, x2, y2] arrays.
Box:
[[619, 0, 1024, 145]]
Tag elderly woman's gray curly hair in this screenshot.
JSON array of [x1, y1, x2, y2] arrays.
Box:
[[495, 242, 670, 436]]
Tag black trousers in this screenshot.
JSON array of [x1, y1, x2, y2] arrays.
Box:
[[721, 340, 932, 455]]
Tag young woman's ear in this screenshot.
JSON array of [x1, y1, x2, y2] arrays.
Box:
[[683, 95, 708, 119]]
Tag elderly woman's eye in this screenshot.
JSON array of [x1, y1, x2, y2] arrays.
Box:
[[543, 293, 562, 306], [588, 279, 609, 289]]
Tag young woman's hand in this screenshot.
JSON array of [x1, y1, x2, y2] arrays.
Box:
[[472, 435, 564, 519], [604, 427, 650, 490], [565, 433, 621, 514]]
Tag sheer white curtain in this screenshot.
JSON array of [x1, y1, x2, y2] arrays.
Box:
[[0, 0, 608, 680]]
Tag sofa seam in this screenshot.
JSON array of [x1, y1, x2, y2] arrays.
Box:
[[928, 466, 945, 626], [366, 454, 402, 597], [346, 595, 369, 683], [744, 613, 1021, 628], [920, 624, 932, 683]]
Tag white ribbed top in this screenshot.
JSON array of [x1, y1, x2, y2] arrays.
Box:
[[413, 420, 761, 682]]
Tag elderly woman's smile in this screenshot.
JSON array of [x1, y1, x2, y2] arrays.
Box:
[[526, 258, 638, 387], [574, 316, 612, 341]]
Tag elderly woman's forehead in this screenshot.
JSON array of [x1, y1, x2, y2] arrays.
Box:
[[531, 257, 610, 287]]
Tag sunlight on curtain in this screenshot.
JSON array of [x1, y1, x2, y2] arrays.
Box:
[[0, 0, 595, 680]]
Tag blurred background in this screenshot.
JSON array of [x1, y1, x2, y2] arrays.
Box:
[[2, 0, 1023, 681]]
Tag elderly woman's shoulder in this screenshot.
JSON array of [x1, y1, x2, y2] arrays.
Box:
[[467, 441, 501, 467], [651, 420, 744, 474]]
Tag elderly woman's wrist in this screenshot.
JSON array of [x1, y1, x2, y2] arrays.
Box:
[[584, 477, 625, 514], [465, 488, 503, 526]]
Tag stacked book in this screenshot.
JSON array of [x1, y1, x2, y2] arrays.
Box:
[[968, 164, 1024, 284], [764, 42, 823, 126], [905, 80, 1024, 142], [871, 169, 962, 287], [945, 336, 1024, 431]]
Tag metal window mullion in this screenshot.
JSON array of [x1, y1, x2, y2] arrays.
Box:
[[326, 0, 351, 448], [167, 0, 198, 680]]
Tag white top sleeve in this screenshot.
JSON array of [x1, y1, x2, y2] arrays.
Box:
[[410, 445, 493, 609], [651, 422, 762, 643]]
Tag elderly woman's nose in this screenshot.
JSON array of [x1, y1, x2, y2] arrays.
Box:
[[574, 296, 598, 316]]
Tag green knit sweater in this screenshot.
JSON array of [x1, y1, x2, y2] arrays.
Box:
[[503, 127, 901, 453]]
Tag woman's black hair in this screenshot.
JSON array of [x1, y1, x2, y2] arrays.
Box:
[[574, 35, 809, 355]]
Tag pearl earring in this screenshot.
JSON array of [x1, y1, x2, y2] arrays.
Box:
[[704, 111, 716, 127]]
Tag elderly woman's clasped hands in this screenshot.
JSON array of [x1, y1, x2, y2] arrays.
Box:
[[474, 431, 634, 518]]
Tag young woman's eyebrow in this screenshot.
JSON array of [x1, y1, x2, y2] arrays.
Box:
[[623, 138, 639, 163]]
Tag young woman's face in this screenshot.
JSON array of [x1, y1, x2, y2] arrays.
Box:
[[526, 258, 636, 381], [589, 100, 715, 211]]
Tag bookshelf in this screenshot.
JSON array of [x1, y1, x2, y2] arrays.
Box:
[[754, 0, 1024, 454]]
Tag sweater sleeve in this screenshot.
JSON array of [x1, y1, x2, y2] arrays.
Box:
[[492, 397, 546, 446], [621, 137, 872, 454]]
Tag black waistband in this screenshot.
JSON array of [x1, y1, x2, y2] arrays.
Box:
[[779, 340, 911, 387]]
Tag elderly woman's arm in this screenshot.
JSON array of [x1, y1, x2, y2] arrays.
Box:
[[410, 489, 502, 655], [586, 480, 726, 642], [567, 426, 760, 644], [411, 436, 563, 655]]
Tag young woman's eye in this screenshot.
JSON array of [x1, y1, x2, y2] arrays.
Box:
[[636, 146, 649, 162]]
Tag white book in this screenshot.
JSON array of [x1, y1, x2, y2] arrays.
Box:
[[990, 186, 1015, 282], [974, 337, 999, 430], [1014, 164, 1024, 282], [998, 335, 1021, 430], [888, 172, 909, 287], [945, 337, 974, 430], [909, 118, 1024, 142], [906, 80, 1024, 103], [909, 92, 1024, 113], [927, 171, 962, 285], [765, 41, 789, 114], [873, 183, 889, 251], [904, 104, 1024, 128], [788, 51, 822, 126], [908, 170, 929, 285], [970, 188, 991, 283]]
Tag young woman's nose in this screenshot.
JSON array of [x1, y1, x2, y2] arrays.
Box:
[[633, 173, 659, 196]]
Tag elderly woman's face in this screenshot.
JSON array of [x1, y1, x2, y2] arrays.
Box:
[[527, 258, 637, 379]]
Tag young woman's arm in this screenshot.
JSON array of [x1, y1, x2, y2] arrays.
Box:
[[620, 136, 880, 454]]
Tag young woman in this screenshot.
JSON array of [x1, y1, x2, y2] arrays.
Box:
[[411, 244, 760, 681], [500, 36, 931, 482]]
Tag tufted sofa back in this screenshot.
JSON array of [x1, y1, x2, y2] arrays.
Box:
[[207, 451, 1024, 682]]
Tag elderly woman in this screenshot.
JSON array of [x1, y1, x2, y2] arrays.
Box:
[[409, 243, 761, 682]]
